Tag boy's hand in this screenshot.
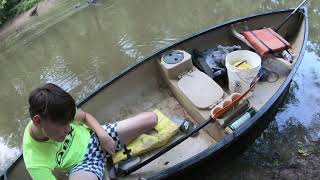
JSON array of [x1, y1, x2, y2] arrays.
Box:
[[75, 111, 117, 154], [96, 129, 116, 155]]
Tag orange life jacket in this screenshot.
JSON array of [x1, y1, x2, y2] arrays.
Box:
[[242, 28, 291, 57]]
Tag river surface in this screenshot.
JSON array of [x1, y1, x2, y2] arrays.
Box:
[[0, 0, 319, 178]]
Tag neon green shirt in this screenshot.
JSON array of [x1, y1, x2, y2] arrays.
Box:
[[23, 121, 91, 180]]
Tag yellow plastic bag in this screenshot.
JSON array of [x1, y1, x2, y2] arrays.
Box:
[[112, 109, 179, 164]]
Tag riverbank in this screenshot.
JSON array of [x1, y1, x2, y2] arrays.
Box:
[[0, 0, 60, 39]]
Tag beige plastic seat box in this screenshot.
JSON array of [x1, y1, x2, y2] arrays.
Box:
[[160, 50, 224, 110]]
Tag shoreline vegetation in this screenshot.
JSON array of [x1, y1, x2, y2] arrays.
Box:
[[0, 0, 42, 26], [0, 0, 44, 38], [0, 0, 93, 41], [0, 0, 61, 39]]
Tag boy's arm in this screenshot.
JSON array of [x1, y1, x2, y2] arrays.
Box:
[[75, 110, 116, 154]]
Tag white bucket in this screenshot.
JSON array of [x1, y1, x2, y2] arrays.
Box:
[[225, 50, 261, 95]]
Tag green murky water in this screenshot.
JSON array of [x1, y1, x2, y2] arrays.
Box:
[[0, 0, 319, 178]]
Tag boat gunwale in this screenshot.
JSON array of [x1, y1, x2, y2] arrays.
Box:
[[0, 7, 308, 180]]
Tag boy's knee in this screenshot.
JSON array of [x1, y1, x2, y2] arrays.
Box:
[[149, 112, 158, 127], [141, 112, 158, 128]]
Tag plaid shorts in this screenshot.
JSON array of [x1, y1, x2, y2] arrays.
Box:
[[69, 123, 123, 180]]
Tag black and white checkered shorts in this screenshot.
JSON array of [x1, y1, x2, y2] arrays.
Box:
[[69, 123, 123, 180]]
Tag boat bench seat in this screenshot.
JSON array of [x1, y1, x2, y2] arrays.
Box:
[[160, 50, 224, 110], [178, 69, 224, 109]]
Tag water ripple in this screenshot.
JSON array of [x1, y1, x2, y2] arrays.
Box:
[[40, 56, 81, 92], [0, 136, 21, 176]]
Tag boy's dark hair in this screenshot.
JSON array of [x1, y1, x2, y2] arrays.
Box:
[[28, 83, 76, 124]]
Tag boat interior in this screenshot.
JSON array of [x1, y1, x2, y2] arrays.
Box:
[[5, 9, 306, 180], [75, 10, 307, 179]]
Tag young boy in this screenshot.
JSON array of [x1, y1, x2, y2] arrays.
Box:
[[23, 83, 158, 180]]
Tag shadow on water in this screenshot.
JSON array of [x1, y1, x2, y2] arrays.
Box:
[[0, 0, 320, 178]]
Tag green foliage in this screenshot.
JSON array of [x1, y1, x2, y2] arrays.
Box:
[[1, 0, 7, 9], [13, 0, 41, 15], [0, 0, 41, 26]]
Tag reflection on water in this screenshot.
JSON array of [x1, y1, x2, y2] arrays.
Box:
[[0, 0, 320, 177], [277, 51, 320, 128]]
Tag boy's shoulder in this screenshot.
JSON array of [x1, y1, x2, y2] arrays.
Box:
[[22, 122, 90, 170], [22, 122, 57, 169]]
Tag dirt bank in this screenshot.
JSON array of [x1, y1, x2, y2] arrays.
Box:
[[0, 0, 60, 39]]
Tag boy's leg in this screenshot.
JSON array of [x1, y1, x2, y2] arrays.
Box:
[[69, 112, 157, 180], [116, 112, 158, 145], [69, 170, 98, 180]]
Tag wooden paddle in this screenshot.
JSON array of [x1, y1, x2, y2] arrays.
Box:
[[115, 74, 261, 176]]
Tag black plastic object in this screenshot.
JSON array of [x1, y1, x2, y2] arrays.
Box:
[[163, 50, 184, 64], [192, 45, 241, 85], [109, 156, 141, 178], [205, 45, 242, 67]]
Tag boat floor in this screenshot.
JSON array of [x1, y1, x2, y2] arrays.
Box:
[[103, 56, 292, 180], [248, 57, 290, 110], [103, 87, 216, 179]]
